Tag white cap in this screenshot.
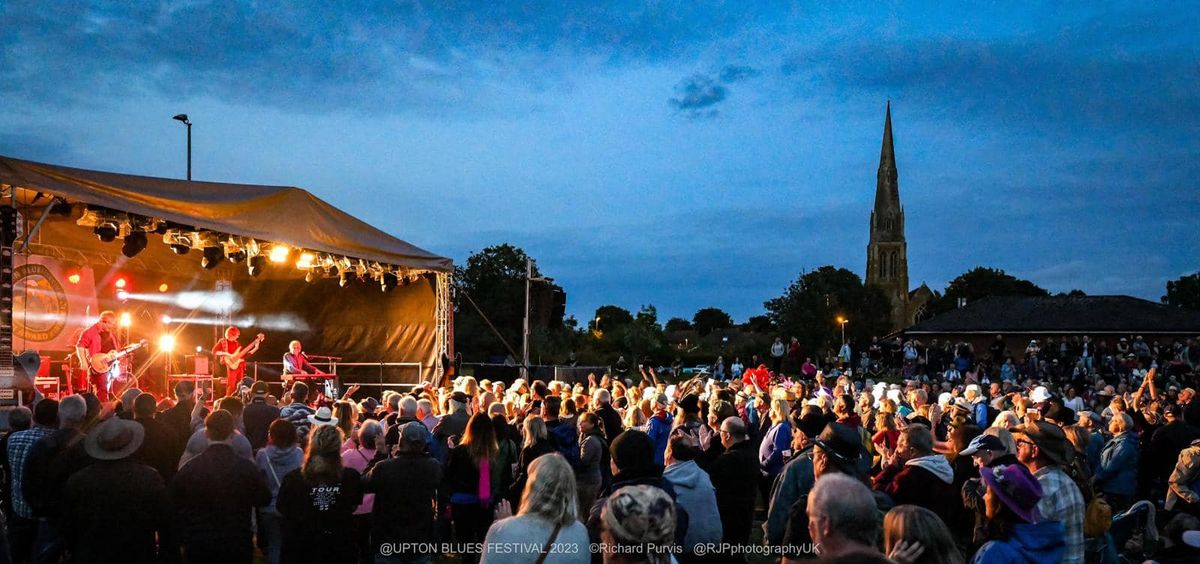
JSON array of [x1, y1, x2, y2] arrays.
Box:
[[938, 392, 953, 406], [886, 389, 902, 403], [1030, 386, 1051, 403]]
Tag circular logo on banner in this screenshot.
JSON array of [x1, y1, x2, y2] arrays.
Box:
[[14, 263, 69, 343]]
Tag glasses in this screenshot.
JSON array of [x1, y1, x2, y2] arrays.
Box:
[[1016, 439, 1037, 449]]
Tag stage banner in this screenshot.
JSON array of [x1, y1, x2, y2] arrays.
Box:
[[12, 255, 98, 353]]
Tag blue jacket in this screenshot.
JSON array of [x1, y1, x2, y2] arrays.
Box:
[[663, 460, 722, 548], [971, 521, 1065, 564], [646, 412, 674, 466], [759, 421, 792, 477], [1095, 431, 1139, 497], [973, 401, 990, 428]]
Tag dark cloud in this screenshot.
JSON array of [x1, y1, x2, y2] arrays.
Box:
[[669, 74, 727, 118], [718, 65, 759, 82]]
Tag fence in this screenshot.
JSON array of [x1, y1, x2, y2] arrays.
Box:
[[459, 363, 610, 386]]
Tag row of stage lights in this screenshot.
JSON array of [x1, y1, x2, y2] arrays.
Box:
[[78, 207, 422, 292]]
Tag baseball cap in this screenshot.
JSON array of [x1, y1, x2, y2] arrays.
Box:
[[959, 434, 1005, 456]]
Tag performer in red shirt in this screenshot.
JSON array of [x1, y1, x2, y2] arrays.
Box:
[[213, 327, 261, 397], [281, 340, 320, 389], [74, 311, 120, 401]]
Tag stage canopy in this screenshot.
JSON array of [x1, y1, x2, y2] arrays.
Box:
[[0, 155, 453, 390]]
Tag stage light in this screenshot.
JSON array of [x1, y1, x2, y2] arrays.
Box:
[[115, 277, 127, 289], [196, 346, 203, 353], [269, 246, 289, 263], [296, 252, 315, 269], [201, 246, 224, 270], [161, 314, 173, 324], [158, 334, 176, 353], [121, 231, 148, 258], [170, 243, 190, 255], [158, 283, 169, 292], [339, 272, 349, 287], [94, 223, 118, 243], [116, 290, 129, 301], [67, 273, 81, 284], [119, 312, 132, 328], [304, 270, 316, 283], [248, 255, 265, 277], [227, 249, 247, 263]]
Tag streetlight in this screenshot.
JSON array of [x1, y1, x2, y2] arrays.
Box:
[[172, 114, 192, 180], [837, 316, 848, 344]]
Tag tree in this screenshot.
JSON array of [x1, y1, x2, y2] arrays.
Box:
[[665, 317, 693, 332], [592, 305, 634, 333], [692, 307, 734, 336], [454, 244, 557, 361], [1164, 272, 1200, 310], [764, 266, 891, 355], [930, 267, 1049, 314], [743, 315, 775, 333]]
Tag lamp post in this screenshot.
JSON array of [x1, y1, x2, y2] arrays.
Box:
[[172, 114, 192, 180], [837, 316, 848, 344]]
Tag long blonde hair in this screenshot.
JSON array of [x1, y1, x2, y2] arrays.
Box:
[[520, 453, 578, 526], [770, 398, 791, 426], [302, 425, 345, 484]]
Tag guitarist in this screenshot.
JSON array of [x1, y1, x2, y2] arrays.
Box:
[[213, 327, 261, 397], [75, 311, 120, 401]]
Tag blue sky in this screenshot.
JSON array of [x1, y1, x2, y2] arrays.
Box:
[[2, 2, 1197, 322]]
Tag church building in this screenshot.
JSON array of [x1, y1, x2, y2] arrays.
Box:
[[866, 103, 933, 330]]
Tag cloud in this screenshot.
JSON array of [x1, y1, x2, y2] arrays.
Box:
[[669, 74, 727, 118], [719, 64, 759, 82]]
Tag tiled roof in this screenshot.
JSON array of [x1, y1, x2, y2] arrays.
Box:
[[904, 295, 1200, 334]]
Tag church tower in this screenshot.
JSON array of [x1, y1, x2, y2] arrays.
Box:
[[866, 102, 910, 330]]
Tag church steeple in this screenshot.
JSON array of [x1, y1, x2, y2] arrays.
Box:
[[866, 101, 910, 330]]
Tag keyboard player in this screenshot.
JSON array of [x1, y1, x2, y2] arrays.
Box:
[[282, 340, 321, 390]]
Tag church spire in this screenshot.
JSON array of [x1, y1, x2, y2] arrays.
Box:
[[880, 100, 896, 172]]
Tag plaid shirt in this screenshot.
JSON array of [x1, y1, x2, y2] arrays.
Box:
[[1035, 465, 1085, 564], [6, 426, 54, 519]]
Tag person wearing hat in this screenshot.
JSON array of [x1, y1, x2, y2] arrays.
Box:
[[779, 422, 876, 553], [764, 408, 827, 546], [432, 390, 471, 461], [364, 422, 442, 561], [244, 381, 280, 450], [1013, 420, 1085, 564], [960, 432, 1020, 547], [973, 463, 1066, 563], [61, 417, 169, 564], [307, 406, 339, 428], [599, 485, 677, 564]]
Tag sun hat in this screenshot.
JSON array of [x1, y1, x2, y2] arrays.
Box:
[[1030, 386, 1051, 403], [84, 417, 145, 461], [980, 463, 1044, 523], [308, 406, 339, 427]]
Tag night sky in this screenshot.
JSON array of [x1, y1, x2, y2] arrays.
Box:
[[2, 2, 1197, 322]]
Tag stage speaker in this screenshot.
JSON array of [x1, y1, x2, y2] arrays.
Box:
[[187, 354, 211, 375]]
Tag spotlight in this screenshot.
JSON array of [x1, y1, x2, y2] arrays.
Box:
[[158, 283, 169, 292], [304, 270, 317, 283], [248, 255, 265, 277], [201, 246, 224, 270], [158, 334, 176, 353], [380, 272, 398, 292], [119, 312, 132, 328], [161, 314, 172, 324], [114, 277, 127, 289], [94, 223, 118, 243], [67, 273, 81, 284], [116, 290, 129, 301], [269, 246, 289, 263], [227, 249, 247, 263], [296, 252, 315, 269], [170, 243, 191, 255], [339, 272, 349, 287], [121, 231, 148, 258], [195, 346, 203, 353]]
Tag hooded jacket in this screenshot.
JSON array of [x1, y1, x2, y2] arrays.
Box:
[[663, 460, 722, 548], [255, 445, 304, 513], [876, 453, 959, 527], [971, 521, 1066, 564]]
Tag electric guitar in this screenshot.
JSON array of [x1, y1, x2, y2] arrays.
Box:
[[222, 333, 265, 371], [88, 340, 148, 374]]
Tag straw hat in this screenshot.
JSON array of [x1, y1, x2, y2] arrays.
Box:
[[84, 417, 145, 461]]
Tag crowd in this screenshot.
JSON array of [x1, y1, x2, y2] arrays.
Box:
[[1, 332, 1200, 564]]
